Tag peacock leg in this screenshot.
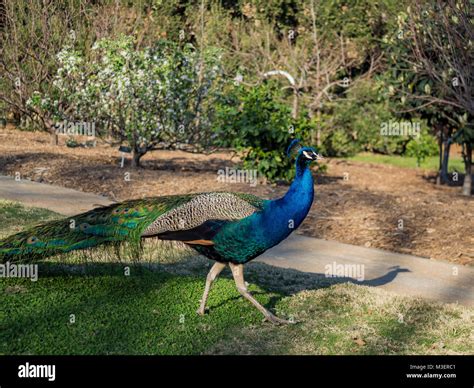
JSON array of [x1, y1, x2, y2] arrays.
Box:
[[197, 262, 227, 315], [229, 263, 293, 325]]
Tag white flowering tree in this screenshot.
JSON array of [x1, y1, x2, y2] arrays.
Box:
[[30, 35, 224, 167]]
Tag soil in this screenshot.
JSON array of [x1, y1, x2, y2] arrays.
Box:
[[0, 126, 472, 265]]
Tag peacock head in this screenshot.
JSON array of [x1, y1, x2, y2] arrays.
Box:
[[286, 139, 323, 167]]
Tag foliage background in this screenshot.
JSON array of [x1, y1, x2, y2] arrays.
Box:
[[0, 0, 471, 186]]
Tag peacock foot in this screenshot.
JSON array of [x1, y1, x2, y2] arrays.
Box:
[[263, 313, 298, 325], [196, 307, 207, 316]]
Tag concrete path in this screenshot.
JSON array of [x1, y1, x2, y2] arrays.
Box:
[[1, 175, 473, 307], [258, 235, 473, 307], [0, 176, 112, 216]]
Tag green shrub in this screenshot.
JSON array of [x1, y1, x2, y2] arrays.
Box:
[[213, 83, 313, 182], [320, 128, 359, 157], [319, 79, 408, 157], [406, 130, 439, 167], [65, 137, 79, 148]]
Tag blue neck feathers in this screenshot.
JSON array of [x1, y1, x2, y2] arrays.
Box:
[[263, 155, 314, 242], [278, 157, 314, 225]]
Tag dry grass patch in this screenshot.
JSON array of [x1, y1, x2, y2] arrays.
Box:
[[207, 283, 474, 355]]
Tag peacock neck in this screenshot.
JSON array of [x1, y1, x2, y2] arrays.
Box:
[[271, 159, 314, 229], [255, 157, 314, 247], [283, 161, 314, 208]]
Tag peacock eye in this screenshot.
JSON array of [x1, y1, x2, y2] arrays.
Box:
[[79, 223, 90, 231], [26, 236, 38, 245]]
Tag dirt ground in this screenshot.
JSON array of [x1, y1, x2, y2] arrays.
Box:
[[0, 126, 472, 265]]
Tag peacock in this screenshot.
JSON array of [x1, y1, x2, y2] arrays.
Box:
[[0, 140, 322, 324]]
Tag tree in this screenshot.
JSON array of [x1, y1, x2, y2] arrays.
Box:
[[30, 36, 224, 167], [202, 0, 406, 149], [0, 0, 94, 144], [0, 0, 193, 144], [388, 0, 473, 195]]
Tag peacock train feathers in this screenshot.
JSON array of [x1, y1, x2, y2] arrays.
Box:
[[0, 140, 323, 324], [0, 193, 264, 263]]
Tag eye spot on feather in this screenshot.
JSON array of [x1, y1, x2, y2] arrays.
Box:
[[79, 223, 90, 231], [99, 213, 108, 220], [86, 214, 96, 221], [26, 236, 39, 245], [113, 208, 121, 214]]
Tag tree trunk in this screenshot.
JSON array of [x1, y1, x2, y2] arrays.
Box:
[[316, 109, 321, 147], [131, 149, 143, 168], [436, 130, 443, 185], [462, 142, 472, 196], [440, 137, 452, 184], [45, 118, 58, 145], [292, 88, 299, 119], [50, 131, 58, 146]]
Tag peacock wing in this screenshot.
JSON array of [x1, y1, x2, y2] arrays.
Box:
[[141, 192, 265, 245]]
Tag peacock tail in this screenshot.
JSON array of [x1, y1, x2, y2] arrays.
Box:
[[0, 192, 265, 264]]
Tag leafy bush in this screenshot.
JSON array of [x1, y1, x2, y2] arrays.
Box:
[[213, 83, 313, 182], [319, 79, 409, 157], [320, 128, 359, 158], [65, 137, 79, 148], [406, 130, 439, 167]]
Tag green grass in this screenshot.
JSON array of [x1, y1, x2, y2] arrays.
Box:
[[1, 201, 473, 355], [348, 153, 464, 172], [0, 265, 271, 355], [0, 200, 62, 237]]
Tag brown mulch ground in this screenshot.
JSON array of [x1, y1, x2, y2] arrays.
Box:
[[1, 126, 473, 266]]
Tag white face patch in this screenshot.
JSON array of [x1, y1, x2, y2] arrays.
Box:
[[302, 150, 313, 159]]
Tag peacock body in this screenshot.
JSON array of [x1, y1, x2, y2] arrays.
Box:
[[0, 140, 321, 324]]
